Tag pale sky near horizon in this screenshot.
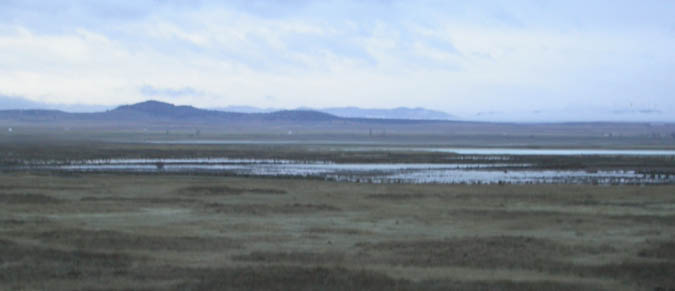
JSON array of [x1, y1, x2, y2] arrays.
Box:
[[0, 0, 674, 121]]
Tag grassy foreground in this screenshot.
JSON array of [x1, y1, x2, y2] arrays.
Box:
[[1, 173, 674, 290]]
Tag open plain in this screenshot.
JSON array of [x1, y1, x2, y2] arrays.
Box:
[[1, 170, 674, 290], [3, 1, 675, 290], [0, 134, 674, 290]]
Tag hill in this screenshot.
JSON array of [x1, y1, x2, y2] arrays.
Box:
[[1, 100, 674, 145], [214, 105, 456, 120], [0, 100, 341, 124]]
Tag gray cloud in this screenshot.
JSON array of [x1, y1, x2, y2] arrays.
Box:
[[0, 94, 109, 112]]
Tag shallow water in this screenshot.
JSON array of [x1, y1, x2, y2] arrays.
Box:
[[55, 162, 530, 176], [21, 158, 673, 185], [362, 169, 657, 185], [338, 147, 675, 156], [417, 148, 675, 156], [146, 141, 675, 156]]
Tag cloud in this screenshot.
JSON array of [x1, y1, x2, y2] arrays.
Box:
[[140, 85, 205, 98], [0, 1, 673, 120], [0, 94, 42, 109], [0, 94, 110, 112]]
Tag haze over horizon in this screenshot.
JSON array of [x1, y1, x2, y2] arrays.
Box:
[[1, 1, 674, 122]]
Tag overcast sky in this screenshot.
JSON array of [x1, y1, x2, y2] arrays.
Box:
[[1, 0, 674, 121]]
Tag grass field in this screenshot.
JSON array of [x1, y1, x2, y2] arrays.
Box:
[[1, 172, 674, 290]]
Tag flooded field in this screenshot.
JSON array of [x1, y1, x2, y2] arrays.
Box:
[[10, 157, 674, 185]]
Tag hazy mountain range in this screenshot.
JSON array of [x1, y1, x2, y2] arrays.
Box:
[[0, 100, 340, 124], [2, 100, 674, 141], [0, 95, 112, 113], [216, 105, 456, 120], [1, 95, 454, 121], [1, 95, 672, 122]]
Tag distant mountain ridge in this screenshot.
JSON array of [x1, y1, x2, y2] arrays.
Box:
[[108, 100, 340, 122], [215, 105, 456, 120], [2, 95, 672, 122], [0, 96, 454, 121], [2, 100, 674, 139], [0, 100, 341, 124], [113, 100, 227, 119]]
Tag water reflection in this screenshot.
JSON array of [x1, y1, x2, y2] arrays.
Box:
[[26, 158, 673, 185]]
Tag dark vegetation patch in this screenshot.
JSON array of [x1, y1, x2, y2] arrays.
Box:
[[590, 261, 675, 290], [367, 193, 433, 200], [171, 266, 600, 291], [178, 185, 286, 196], [0, 242, 615, 291], [356, 236, 674, 289], [415, 280, 601, 291], [0, 217, 51, 226], [0, 193, 64, 204], [232, 251, 346, 264], [306, 227, 373, 235], [0, 238, 133, 282], [73, 289, 159, 291], [566, 199, 673, 208], [447, 209, 575, 223], [0, 184, 89, 191], [638, 241, 675, 260], [0, 216, 53, 227], [0, 219, 26, 225], [205, 203, 340, 215], [614, 214, 675, 226], [80, 196, 198, 204], [450, 208, 675, 226], [0, 231, 637, 291], [356, 236, 613, 272], [155, 266, 408, 291], [31, 229, 241, 251], [451, 192, 587, 202]]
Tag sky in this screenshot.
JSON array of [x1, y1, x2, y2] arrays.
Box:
[[0, 0, 674, 121]]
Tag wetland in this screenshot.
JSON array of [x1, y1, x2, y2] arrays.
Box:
[[1, 138, 674, 290]]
